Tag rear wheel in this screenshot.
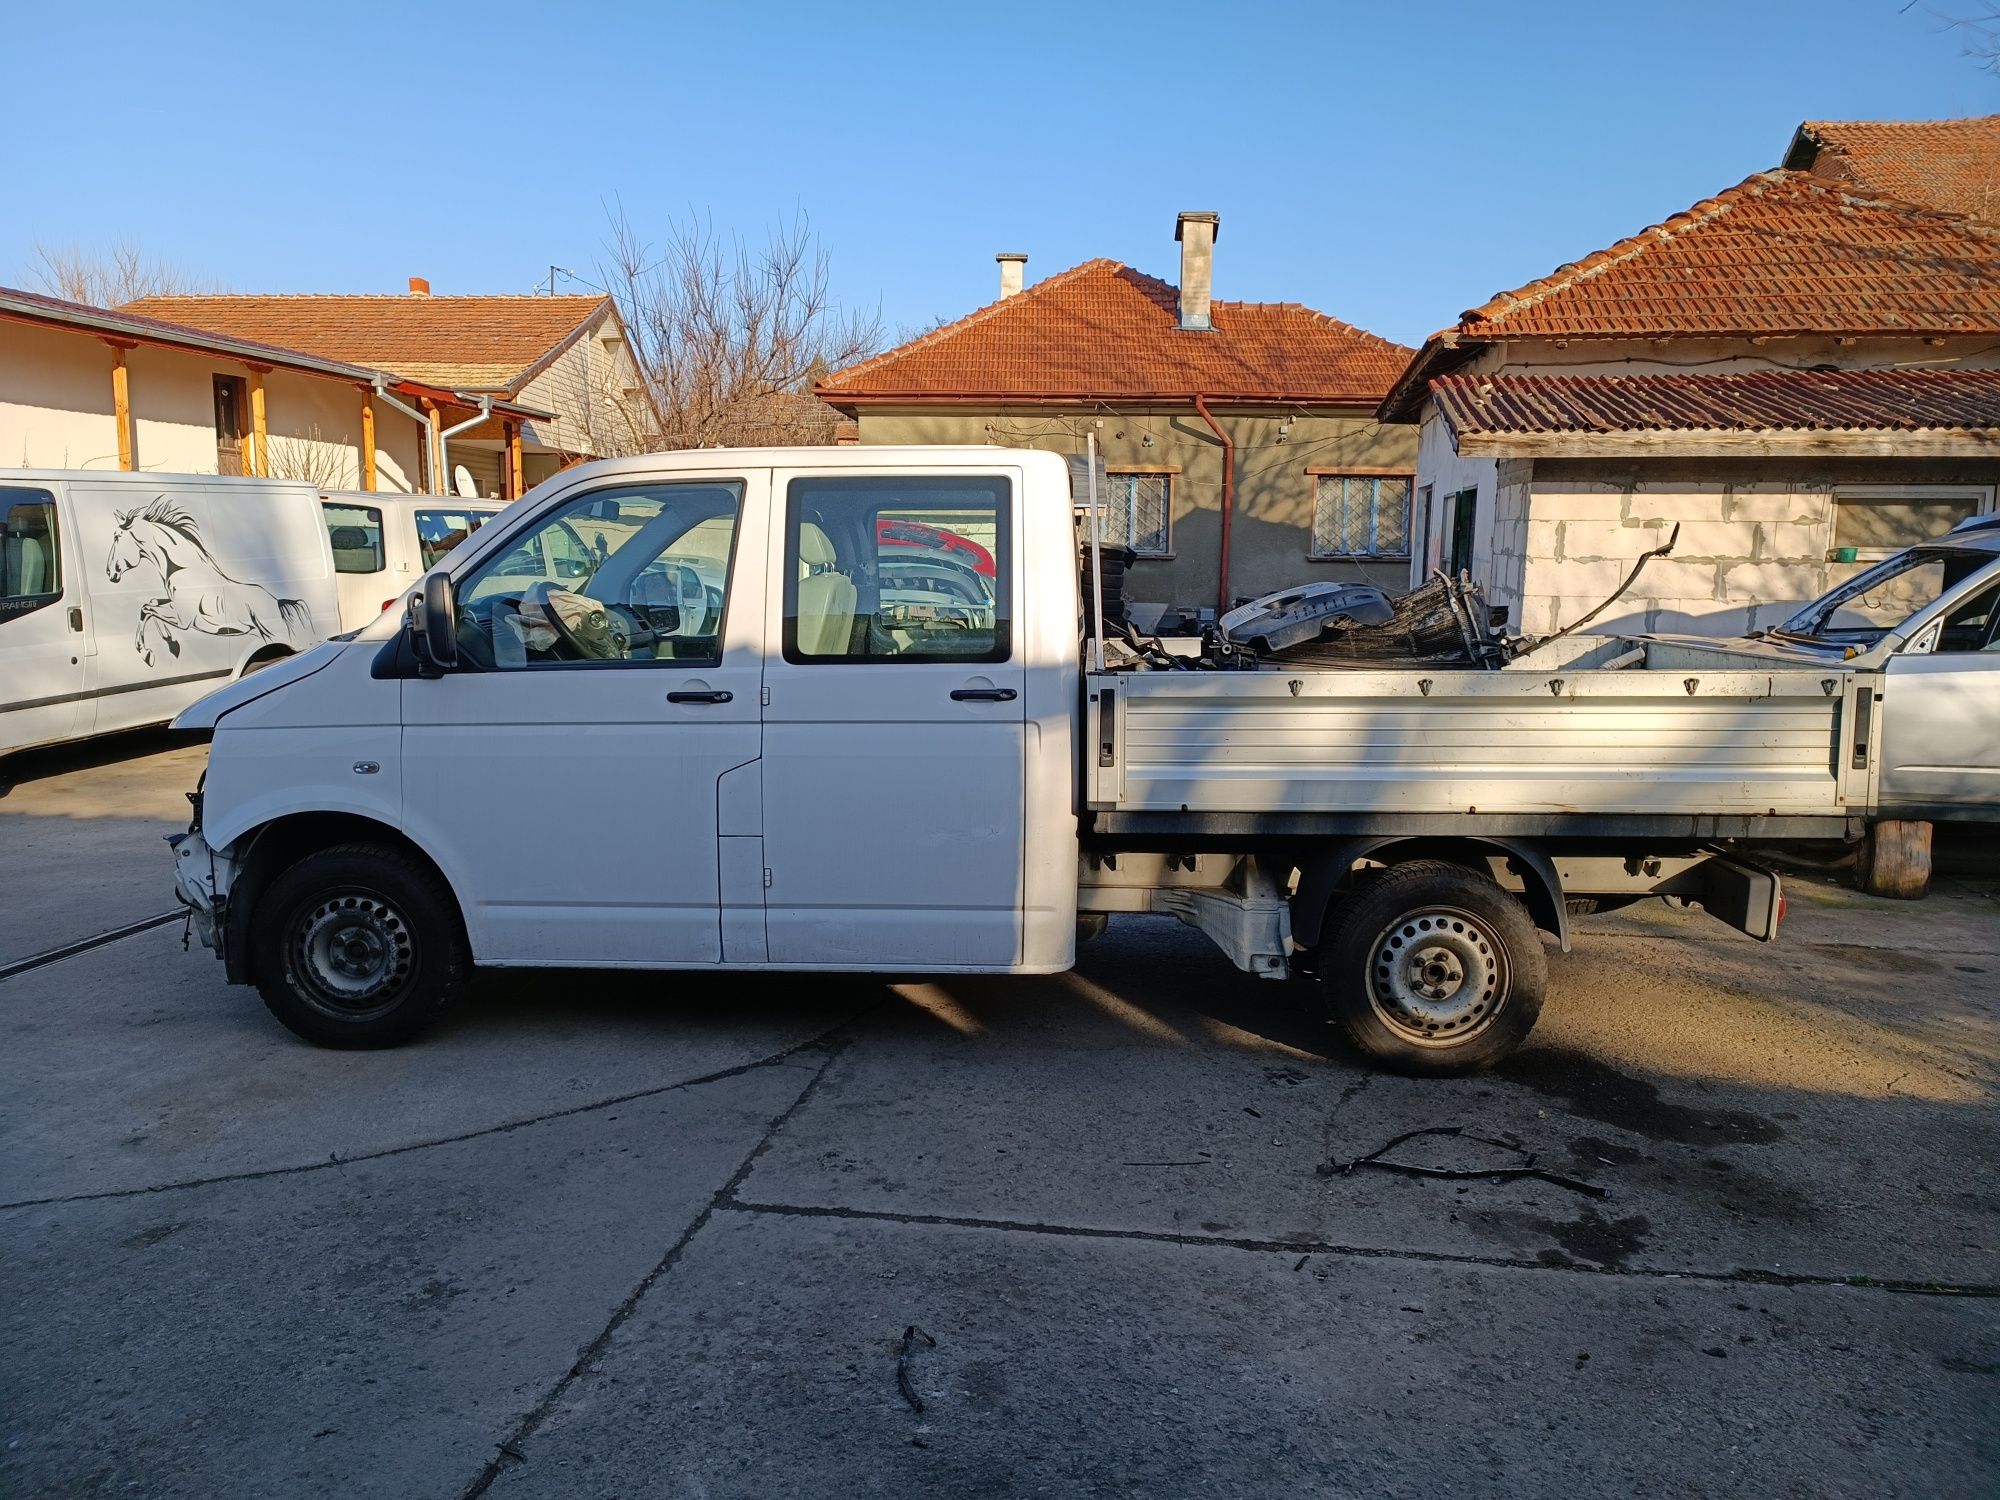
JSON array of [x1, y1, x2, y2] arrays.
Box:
[[1319, 860, 1546, 1076], [252, 843, 468, 1048]]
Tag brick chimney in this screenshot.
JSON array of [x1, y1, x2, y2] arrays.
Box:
[[408, 276, 431, 297], [1175, 212, 1218, 331], [996, 253, 1027, 299]]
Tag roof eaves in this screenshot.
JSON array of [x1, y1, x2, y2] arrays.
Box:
[[502, 296, 617, 396]]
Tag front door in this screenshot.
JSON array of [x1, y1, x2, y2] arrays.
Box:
[[1879, 576, 2000, 814], [0, 484, 87, 752], [760, 469, 1027, 968], [401, 475, 764, 966]]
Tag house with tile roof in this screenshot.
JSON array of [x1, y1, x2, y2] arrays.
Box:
[[0, 285, 545, 493], [1378, 120, 2000, 638], [817, 213, 1416, 617], [124, 282, 642, 497], [1784, 115, 2000, 225]]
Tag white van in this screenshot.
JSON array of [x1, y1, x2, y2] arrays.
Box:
[[320, 495, 509, 631], [1, 470, 339, 755]]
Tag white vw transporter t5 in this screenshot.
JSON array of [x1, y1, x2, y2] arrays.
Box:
[[176, 446, 1872, 1074]]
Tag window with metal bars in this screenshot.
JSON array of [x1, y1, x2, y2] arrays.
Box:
[[1311, 474, 1411, 559], [1099, 472, 1171, 557]]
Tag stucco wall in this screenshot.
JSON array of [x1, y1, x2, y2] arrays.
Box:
[[1518, 457, 2000, 635], [0, 321, 426, 490], [853, 404, 1417, 612]]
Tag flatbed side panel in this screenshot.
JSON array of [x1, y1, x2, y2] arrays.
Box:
[[1087, 668, 1846, 818]]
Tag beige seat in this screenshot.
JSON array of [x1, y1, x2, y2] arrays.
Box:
[[795, 523, 856, 656], [6, 533, 48, 596]]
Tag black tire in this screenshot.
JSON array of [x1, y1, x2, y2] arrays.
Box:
[[251, 842, 469, 1048], [1319, 860, 1547, 1076]]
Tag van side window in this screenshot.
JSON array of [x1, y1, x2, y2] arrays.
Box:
[[415, 509, 497, 570], [452, 481, 741, 670], [784, 475, 1010, 664], [1933, 581, 2000, 653], [323, 504, 385, 574], [0, 488, 62, 621]]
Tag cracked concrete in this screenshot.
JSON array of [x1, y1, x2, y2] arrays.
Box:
[[2, 738, 1996, 1498]]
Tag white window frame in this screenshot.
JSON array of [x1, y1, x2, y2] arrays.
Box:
[[1309, 472, 1413, 561], [1102, 469, 1174, 558], [1831, 483, 1996, 562]]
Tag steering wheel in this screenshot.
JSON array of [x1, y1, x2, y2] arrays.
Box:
[[528, 582, 620, 660]]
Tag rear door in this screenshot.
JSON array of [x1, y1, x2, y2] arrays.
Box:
[[0, 482, 87, 751], [324, 499, 391, 631], [1879, 567, 2000, 814], [760, 468, 1027, 968]]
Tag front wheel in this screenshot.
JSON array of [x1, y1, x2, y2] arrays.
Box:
[[1318, 860, 1547, 1076], [251, 843, 469, 1048]]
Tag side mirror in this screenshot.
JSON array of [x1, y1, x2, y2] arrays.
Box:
[[412, 572, 459, 674]]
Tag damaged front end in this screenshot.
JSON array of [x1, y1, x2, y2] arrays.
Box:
[[167, 784, 238, 970]]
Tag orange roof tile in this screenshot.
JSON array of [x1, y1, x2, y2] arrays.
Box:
[[120, 293, 611, 391], [818, 259, 1409, 406], [1785, 116, 2000, 225], [1380, 171, 2000, 419]]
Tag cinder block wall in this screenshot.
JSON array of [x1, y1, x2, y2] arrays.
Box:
[[1515, 458, 2000, 635]]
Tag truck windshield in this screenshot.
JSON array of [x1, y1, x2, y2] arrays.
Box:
[[1770, 548, 1988, 645]]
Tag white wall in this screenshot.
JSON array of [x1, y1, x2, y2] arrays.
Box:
[[0, 321, 428, 491], [517, 314, 645, 457]]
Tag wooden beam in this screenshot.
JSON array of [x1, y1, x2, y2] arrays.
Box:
[[110, 348, 133, 471], [248, 371, 268, 477], [360, 393, 377, 491], [425, 401, 445, 495], [1452, 426, 2000, 460], [505, 419, 523, 500]]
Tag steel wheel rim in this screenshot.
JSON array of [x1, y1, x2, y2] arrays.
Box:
[[1364, 904, 1508, 1047], [290, 890, 417, 1020]]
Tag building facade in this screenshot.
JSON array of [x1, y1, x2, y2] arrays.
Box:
[[1380, 122, 2000, 636], [819, 215, 1415, 620]]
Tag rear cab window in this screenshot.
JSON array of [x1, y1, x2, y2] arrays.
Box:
[[323, 503, 385, 574], [783, 475, 1010, 664], [0, 486, 63, 621]]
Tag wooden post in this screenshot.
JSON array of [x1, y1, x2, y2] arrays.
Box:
[[359, 392, 377, 491], [1859, 819, 1933, 900], [248, 369, 269, 477], [109, 346, 134, 471], [505, 419, 524, 500], [425, 401, 444, 495]]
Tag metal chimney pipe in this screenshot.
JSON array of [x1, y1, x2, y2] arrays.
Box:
[[1175, 213, 1218, 331]]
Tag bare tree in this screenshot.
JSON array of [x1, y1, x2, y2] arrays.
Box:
[[29, 241, 216, 307], [265, 426, 357, 490], [1905, 2, 2000, 72], [594, 209, 880, 453]]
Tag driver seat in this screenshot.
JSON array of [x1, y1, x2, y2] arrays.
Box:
[[795, 524, 856, 656]]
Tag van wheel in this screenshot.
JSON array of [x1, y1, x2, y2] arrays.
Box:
[[1319, 860, 1546, 1076], [252, 843, 468, 1048]]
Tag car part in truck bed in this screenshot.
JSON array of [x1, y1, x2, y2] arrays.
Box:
[[1256, 572, 1505, 667], [1219, 582, 1394, 653]]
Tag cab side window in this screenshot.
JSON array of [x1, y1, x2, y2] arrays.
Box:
[[784, 475, 1009, 664], [0, 489, 62, 621], [1933, 580, 2000, 653], [452, 481, 741, 669], [323, 503, 385, 574]]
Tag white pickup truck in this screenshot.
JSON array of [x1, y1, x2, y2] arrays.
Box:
[[169, 447, 2000, 1073]]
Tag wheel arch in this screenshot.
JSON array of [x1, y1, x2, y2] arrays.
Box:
[[1291, 835, 1569, 954], [224, 811, 463, 985]]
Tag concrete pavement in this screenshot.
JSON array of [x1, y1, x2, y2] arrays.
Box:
[[2, 738, 1995, 1498]]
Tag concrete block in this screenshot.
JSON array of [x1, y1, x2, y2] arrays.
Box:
[[1758, 520, 1832, 562], [1531, 491, 1628, 521], [1722, 560, 1823, 603], [1560, 519, 1648, 559], [1666, 520, 1760, 559], [1632, 558, 1723, 599], [1648, 602, 1757, 635], [1549, 557, 1644, 598], [1728, 489, 1825, 524], [1525, 519, 1566, 559], [1631, 491, 1729, 523]]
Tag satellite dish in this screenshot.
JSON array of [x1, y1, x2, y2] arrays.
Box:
[[453, 464, 478, 497]]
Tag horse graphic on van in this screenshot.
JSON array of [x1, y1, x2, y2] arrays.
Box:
[[105, 497, 314, 666]]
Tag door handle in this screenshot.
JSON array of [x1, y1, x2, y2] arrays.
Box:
[[950, 687, 1017, 702], [68, 606, 83, 632], [667, 690, 732, 705]]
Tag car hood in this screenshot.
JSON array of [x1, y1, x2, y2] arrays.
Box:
[[171, 642, 344, 730]]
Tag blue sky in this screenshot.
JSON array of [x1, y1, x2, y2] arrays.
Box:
[[4, 0, 1994, 350]]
